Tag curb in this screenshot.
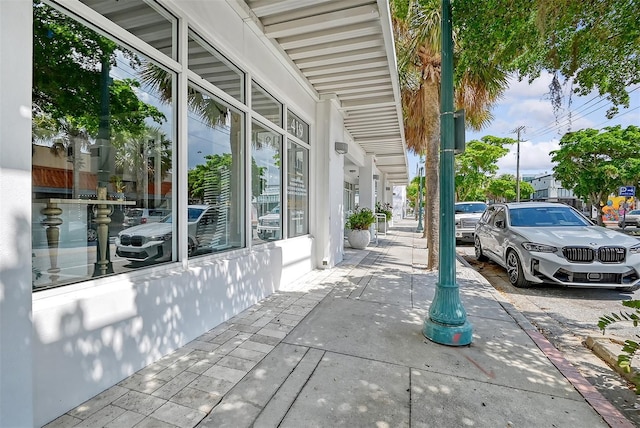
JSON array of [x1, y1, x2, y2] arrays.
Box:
[[456, 253, 635, 428], [585, 336, 640, 387]]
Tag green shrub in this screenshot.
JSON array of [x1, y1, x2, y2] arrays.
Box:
[[599, 300, 640, 392], [346, 207, 376, 230], [376, 201, 392, 221]]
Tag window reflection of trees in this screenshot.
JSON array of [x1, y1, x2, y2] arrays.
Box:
[[32, 1, 173, 288]]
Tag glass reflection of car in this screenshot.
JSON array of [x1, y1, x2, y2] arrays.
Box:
[[619, 209, 640, 229], [454, 201, 487, 243], [474, 202, 640, 291], [122, 208, 170, 227], [257, 205, 281, 241], [116, 205, 217, 262]]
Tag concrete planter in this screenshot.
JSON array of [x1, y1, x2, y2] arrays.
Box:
[[347, 229, 370, 249]]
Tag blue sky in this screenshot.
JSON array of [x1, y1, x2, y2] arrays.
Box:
[[407, 72, 640, 180]]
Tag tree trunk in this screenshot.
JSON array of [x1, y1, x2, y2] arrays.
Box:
[[418, 79, 441, 270], [425, 131, 439, 270]]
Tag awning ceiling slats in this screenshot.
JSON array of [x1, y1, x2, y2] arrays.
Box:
[[244, 0, 408, 184]]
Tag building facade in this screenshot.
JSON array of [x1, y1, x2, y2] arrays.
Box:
[[0, 1, 408, 426], [530, 173, 582, 208]]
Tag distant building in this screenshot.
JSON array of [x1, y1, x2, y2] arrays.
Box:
[[530, 173, 583, 209]]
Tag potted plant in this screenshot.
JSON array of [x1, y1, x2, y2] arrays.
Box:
[[376, 201, 393, 227], [346, 206, 376, 249]]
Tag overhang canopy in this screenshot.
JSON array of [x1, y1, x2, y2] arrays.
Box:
[[238, 0, 409, 184]]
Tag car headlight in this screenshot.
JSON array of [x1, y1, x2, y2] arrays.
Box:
[[629, 243, 640, 254], [149, 233, 172, 241], [522, 242, 557, 253]]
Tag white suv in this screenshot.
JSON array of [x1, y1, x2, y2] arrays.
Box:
[[454, 201, 487, 243], [116, 205, 218, 263]]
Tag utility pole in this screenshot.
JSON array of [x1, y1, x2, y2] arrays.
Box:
[[512, 125, 526, 202], [422, 0, 472, 347]]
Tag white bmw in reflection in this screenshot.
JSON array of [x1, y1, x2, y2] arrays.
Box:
[[474, 202, 640, 290], [116, 205, 218, 263]]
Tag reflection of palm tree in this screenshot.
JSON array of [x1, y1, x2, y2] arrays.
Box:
[[33, 115, 90, 198], [142, 62, 245, 241], [112, 126, 171, 206], [392, 0, 507, 269]]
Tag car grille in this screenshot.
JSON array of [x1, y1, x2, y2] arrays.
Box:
[[563, 246, 626, 263], [598, 247, 626, 263], [120, 235, 145, 247], [553, 269, 637, 285], [460, 218, 479, 228]]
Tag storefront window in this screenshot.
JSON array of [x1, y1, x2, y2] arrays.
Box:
[[32, 2, 174, 290], [79, 0, 177, 60], [287, 142, 309, 237], [187, 85, 245, 255], [287, 110, 309, 144], [252, 122, 282, 244], [189, 30, 245, 103], [251, 82, 282, 127]]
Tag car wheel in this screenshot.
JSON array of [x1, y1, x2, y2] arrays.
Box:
[[506, 250, 530, 288], [87, 228, 97, 242], [474, 236, 487, 261]]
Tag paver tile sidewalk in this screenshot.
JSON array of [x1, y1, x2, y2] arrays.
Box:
[[45, 220, 632, 428]]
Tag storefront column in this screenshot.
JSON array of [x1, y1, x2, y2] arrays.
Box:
[[314, 96, 345, 268], [0, 1, 35, 426], [358, 155, 376, 238], [358, 155, 376, 210]]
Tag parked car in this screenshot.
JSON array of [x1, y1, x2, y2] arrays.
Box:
[[257, 205, 281, 241], [454, 201, 487, 243], [619, 209, 640, 229], [474, 202, 640, 290], [116, 205, 218, 262], [122, 208, 170, 227]]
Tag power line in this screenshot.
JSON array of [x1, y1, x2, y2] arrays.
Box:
[[527, 86, 640, 139], [511, 125, 526, 203]]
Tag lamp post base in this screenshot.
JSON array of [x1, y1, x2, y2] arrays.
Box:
[[423, 318, 473, 346]]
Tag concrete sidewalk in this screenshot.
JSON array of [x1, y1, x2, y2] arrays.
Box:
[[45, 219, 633, 428]]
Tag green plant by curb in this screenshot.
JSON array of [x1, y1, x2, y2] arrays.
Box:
[[599, 300, 640, 392]]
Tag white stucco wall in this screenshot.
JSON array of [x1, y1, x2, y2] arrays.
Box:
[[25, 1, 327, 426], [0, 1, 35, 426]]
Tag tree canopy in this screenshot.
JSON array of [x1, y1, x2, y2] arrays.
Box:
[[453, 0, 640, 118], [551, 125, 640, 223], [485, 174, 535, 202], [455, 136, 514, 201], [33, 1, 165, 139]]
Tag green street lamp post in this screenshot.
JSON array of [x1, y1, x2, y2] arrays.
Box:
[[423, 0, 473, 346], [416, 165, 424, 233]]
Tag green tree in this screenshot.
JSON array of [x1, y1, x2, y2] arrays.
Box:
[[551, 125, 640, 224], [486, 174, 534, 202], [188, 154, 264, 203], [453, 1, 640, 118], [33, 1, 165, 136], [391, 0, 508, 269], [455, 136, 513, 201], [406, 176, 426, 217]]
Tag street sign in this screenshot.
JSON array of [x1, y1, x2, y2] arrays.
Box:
[[619, 186, 636, 197]]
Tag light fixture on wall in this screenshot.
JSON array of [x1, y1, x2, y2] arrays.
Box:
[[334, 141, 349, 155]]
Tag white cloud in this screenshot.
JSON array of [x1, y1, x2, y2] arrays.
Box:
[[501, 72, 555, 101], [496, 139, 559, 176]]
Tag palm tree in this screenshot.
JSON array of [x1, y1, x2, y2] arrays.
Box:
[[391, 0, 507, 269]]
